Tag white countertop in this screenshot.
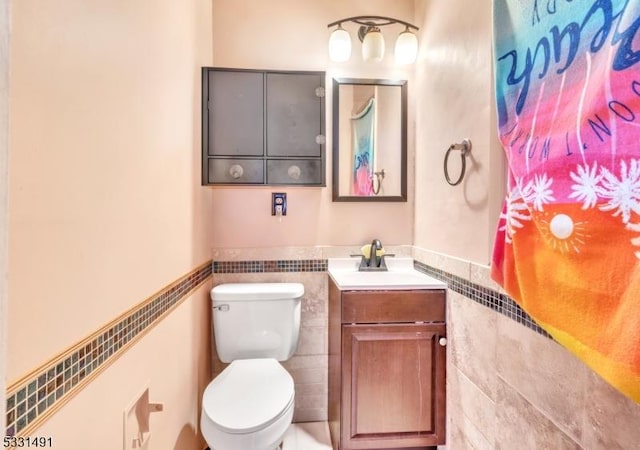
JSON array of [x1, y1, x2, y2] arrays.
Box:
[[328, 257, 447, 291]]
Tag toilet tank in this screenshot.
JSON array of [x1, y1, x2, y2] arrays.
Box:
[[211, 283, 303, 363]]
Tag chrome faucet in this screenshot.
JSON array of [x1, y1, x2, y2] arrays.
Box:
[[357, 238, 388, 271], [369, 239, 383, 268]]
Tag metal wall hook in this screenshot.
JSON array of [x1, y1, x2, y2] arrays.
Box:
[[444, 138, 472, 186]]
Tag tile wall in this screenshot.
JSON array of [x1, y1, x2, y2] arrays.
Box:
[[9, 243, 639, 446], [214, 245, 640, 449], [412, 246, 640, 449]]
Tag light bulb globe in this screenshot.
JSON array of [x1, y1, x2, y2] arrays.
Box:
[[329, 27, 352, 62], [362, 29, 385, 62], [394, 30, 418, 64]]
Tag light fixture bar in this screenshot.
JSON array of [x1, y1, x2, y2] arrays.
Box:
[[327, 15, 419, 32], [328, 15, 420, 64]]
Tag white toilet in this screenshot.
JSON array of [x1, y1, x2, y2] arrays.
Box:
[[201, 282, 304, 450]]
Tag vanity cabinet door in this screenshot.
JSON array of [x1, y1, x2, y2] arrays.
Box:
[[341, 323, 446, 449]]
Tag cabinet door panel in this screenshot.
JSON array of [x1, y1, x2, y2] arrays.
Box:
[[208, 71, 264, 156], [207, 158, 264, 184], [342, 323, 446, 449], [266, 73, 323, 157]]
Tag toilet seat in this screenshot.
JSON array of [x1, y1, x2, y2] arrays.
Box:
[[202, 358, 294, 435]]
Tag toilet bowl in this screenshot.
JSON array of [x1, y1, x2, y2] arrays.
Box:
[[201, 283, 303, 450], [201, 359, 294, 450]]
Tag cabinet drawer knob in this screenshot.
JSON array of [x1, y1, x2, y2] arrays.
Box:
[[288, 165, 301, 180], [439, 337, 447, 347], [229, 164, 244, 179]]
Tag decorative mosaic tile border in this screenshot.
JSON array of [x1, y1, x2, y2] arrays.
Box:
[[5, 262, 212, 437], [212, 257, 548, 338], [215, 257, 549, 338], [5, 257, 548, 436], [213, 259, 327, 273], [413, 261, 551, 339]]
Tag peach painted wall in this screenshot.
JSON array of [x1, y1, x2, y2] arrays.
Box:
[[8, 0, 214, 447], [210, 0, 416, 248], [413, 0, 505, 265], [0, 0, 9, 434]]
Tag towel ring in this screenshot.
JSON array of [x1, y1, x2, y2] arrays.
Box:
[[444, 138, 472, 186], [371, 169, 385, 195]]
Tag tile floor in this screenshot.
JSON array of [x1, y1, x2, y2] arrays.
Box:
[[282, 422, 333, 450], [284, 422, 446, 450], [206, 421, 446, 449]]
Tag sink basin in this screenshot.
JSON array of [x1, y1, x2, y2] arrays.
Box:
[[328, 257, 446, 290]]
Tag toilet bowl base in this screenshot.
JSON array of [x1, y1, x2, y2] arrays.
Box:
[[201, 399, 293, 450], [206, 443, 283, 450]]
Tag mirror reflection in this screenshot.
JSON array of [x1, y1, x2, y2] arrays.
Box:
[[332, 78, 407, 202]]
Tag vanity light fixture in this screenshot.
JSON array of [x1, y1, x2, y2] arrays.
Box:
[[327, 16, 419, 64]]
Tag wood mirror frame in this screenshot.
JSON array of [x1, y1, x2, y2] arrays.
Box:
[[332, 78, 407, 202]]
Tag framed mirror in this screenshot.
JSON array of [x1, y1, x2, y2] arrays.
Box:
[[332, 78, 407, 202]]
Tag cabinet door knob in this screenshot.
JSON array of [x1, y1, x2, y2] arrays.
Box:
[[439, 337, 447, 347], [315, 86, 326, 98], [229, 164, 244, 179], [315, 134, 326, 145], [288, 165, 301, 180]]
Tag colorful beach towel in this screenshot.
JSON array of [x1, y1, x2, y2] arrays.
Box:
[[492, 0, 640, 402]]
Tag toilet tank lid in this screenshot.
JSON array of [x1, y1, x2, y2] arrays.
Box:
[[211, 282, 304, 301]]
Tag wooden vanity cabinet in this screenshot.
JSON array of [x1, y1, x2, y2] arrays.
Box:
[[328, 277, 446, 450]]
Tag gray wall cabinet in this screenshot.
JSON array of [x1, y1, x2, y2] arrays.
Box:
[[202, 68, 326, 186]]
